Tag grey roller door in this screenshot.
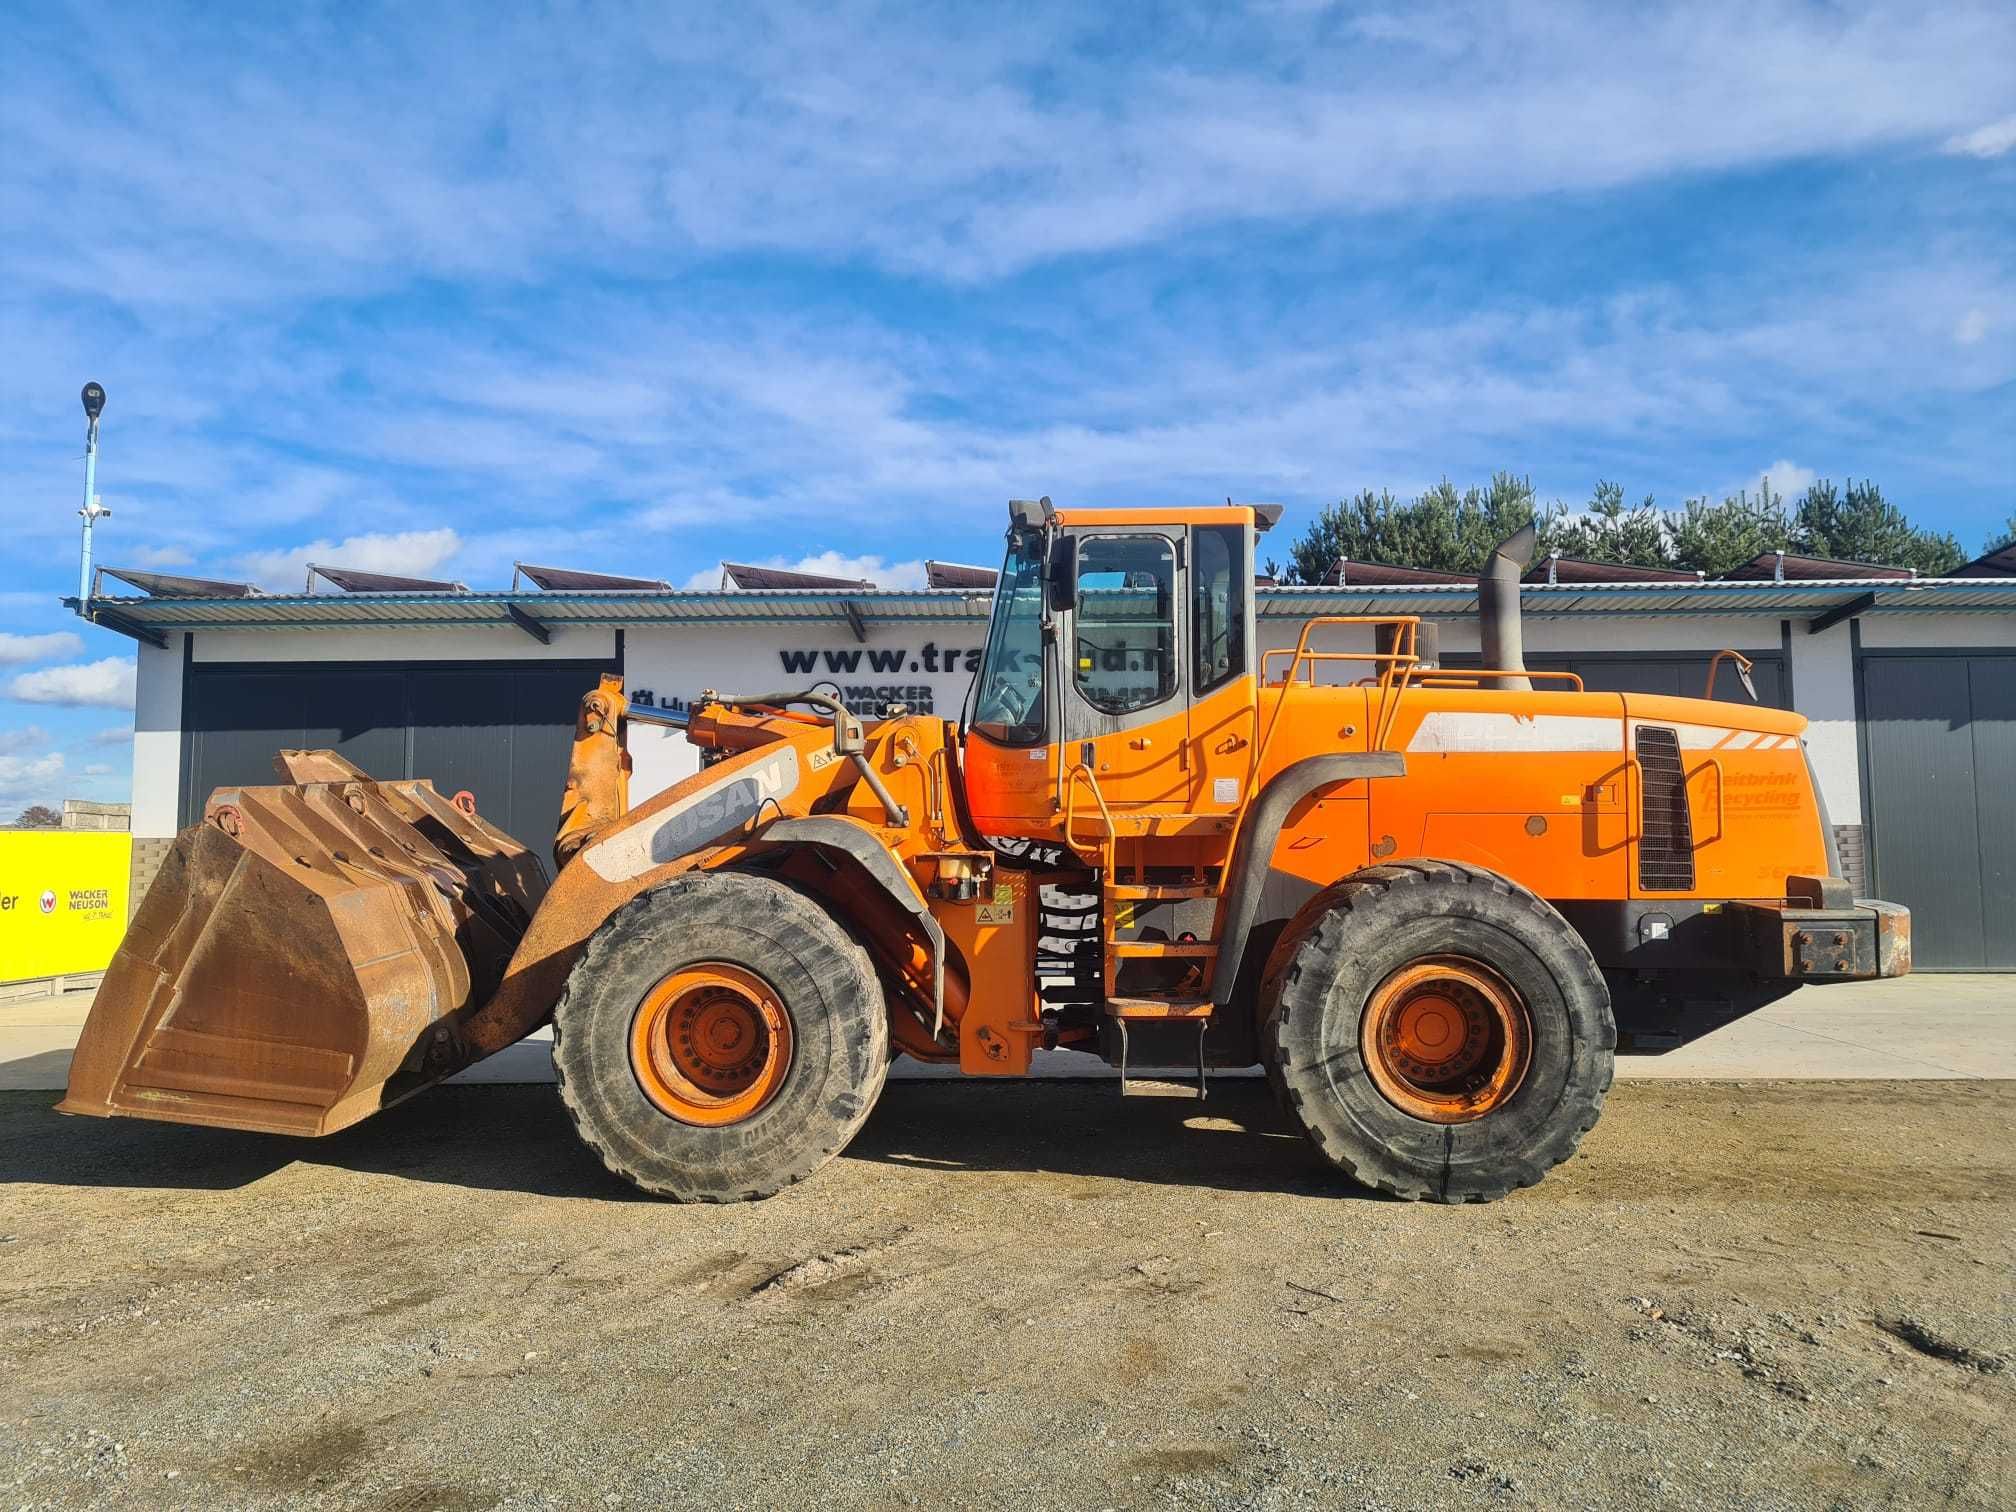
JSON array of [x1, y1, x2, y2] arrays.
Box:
[[1860, 653, 2015, 971], [183, 659, 612, 851]]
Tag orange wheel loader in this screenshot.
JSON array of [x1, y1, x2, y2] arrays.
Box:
[[60, 502, 1911, 1202]]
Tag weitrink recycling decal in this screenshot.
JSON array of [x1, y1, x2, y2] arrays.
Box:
[[0, 833, 131, 982]]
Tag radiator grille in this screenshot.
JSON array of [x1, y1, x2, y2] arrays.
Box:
[[1635, 725, 1695, 891]]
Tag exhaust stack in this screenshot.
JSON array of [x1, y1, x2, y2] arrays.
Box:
[[1479, 524, 1536, 691]]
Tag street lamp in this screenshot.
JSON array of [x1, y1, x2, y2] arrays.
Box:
[[78, 382, 110, 608]]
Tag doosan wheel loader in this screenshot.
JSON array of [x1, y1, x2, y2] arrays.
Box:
[[61, 502, 1909, 1202]]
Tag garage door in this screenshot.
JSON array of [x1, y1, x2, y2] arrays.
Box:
[[1860, 652, 2015, 971], [182, 659, 615, 852]]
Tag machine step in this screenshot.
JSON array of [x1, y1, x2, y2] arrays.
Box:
[[1104, 882, 1216, 901], [1104, 996, 1213, 1018], [1106, 939, 1218, 959]]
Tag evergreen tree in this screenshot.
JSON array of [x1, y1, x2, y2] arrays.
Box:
[[1547, 481, 1677, 568], [1287, 472, 1554, 580], [1667, 481, 1792, 578], [1790, 479, 1964, 574], [1282, 471, 1966, 581]]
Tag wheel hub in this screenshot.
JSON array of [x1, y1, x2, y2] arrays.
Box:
[[630, 963, 793, 1126], [1360, 957, 1532, 1123]]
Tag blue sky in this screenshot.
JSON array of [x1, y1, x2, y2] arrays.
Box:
[[2, 1, 2013, 815]]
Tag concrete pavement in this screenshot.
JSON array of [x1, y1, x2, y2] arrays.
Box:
[[4, 974, 2009, 1092]]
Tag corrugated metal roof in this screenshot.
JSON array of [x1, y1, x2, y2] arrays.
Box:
[[85, 586, 999, 630], [79, 574, 2016, 637]]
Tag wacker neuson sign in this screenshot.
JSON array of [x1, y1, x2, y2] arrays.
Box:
[[0, 832, 131, 983]]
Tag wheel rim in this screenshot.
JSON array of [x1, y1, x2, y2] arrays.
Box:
[[630, 962, 793, 1126], [1359, 956, 1531, 1123]]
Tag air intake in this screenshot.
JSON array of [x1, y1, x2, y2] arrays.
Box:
[[1635, 725, 1695, 891]]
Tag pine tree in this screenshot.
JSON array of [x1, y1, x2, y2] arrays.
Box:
[[1548, 481, 1677, 568], [1667, 481, 1792, 578], [1287, 473, 1555, 580], [1790, 479, 1964, 574]]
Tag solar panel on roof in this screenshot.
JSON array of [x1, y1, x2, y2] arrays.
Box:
[[721, 561, 876, 590], [515, 562, 672, 591], [309, 565, 469, 594], [924, 560, 998, 589], [97, 566, 262, 598]]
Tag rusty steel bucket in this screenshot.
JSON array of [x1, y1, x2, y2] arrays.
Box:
[[58, 751, 547, 1136]]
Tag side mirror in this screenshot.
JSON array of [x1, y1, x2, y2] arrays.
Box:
[[1046, 535, 1076, 614]]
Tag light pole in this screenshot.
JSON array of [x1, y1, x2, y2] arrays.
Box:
[[77, 382, 109, 610]]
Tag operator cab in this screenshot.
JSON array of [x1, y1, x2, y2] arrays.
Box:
[[961, 498, 1280, 843]]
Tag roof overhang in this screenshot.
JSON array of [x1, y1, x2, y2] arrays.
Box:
[[72, 575, 2016, 637]]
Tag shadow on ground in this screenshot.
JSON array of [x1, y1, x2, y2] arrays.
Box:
[[1, 1078, 1369, 1202]]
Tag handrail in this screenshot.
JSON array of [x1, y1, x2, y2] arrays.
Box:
[[1259, 647, 1417, 685], [1400, 669, 1587, 691], [1061, 761, 1117, 866]]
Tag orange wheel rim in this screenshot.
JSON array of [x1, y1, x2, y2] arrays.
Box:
[[1360, 956, 1531, 1123], [630, 962, 793, 1127]]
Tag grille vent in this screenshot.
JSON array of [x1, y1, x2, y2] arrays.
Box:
[[1635, 725, 1695, 891]]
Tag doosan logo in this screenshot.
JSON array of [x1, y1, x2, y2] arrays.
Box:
[[39, 890, 56, 916]]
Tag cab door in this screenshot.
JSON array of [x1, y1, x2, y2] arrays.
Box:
[[1184, 520, 1258, 818], [1062, 528, 1190, 809]]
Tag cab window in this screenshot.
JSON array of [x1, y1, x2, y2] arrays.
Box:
[[1191, 524, 1245, 694], [969, 532, 1046, 743], [1073, 535, 1177, 715]]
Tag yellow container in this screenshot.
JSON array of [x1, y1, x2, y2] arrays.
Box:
[[0, 832, 132, 982]]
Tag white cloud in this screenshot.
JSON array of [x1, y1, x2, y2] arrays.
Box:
[[688, 552, 930, 591], [83, 763, 112, 776], [7, 658, 138, 709], [92, 726, 135, 745], [1955, 308, 1991, 346], [0, 725, 51, 754], [1943, 114, 2016, 158], [0, 751, 64, 788], [4, 3, 2013, 292], [1756, 460, 1817, 499], [0, 631, 85, 665], [235, 528, 463, 591]]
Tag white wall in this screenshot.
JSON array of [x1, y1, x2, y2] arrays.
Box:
[[1789, 621, 1862, 824], [132, 632, 186, 838], [623, 620, 989, 801], [1860, 615, 2016, 648]]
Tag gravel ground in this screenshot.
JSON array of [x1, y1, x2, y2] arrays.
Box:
[[2, 1078, 2012, 1511]]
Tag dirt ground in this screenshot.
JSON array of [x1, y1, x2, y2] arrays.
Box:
[[2, 1078, 2011, 1511]]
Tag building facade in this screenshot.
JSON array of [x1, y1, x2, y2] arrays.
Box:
[[94, 561, 2015, 971]]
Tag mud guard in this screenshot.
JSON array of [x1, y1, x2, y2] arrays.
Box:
[[1211, 752, 1406, 1008], [757, 816, 948, 1033]]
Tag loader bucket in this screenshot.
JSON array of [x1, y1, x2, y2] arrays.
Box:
[[58, 751, 548, 1137]]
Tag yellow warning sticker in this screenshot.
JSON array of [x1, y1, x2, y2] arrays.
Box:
[[976, 876, 1019, 925]]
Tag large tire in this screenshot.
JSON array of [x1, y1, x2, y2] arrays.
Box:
[[1260, 860, 1613, 1203], [552, 871, 889, 1202]]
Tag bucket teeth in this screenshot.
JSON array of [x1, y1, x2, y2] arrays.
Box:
[[58, 753, 547, 1137]]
